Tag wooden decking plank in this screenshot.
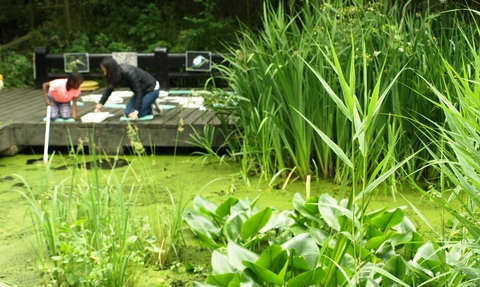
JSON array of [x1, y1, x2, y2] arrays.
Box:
[[192, 109, 219, 125], [0, 90, 42, 119], [180, 108, 206, 124], [0, 88, 230, 153], [163, 107, 197, 128], [181, 108, 211, 125], [150, 107, 182, 126]]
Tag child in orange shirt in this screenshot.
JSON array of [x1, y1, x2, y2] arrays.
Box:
[[42, 72, 84, 120]]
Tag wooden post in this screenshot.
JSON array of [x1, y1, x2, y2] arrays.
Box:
[[63, 0, 72, 31], [34, 46, 48, 89], [27, 1, 35, 29], [154, 46, 169, 90]]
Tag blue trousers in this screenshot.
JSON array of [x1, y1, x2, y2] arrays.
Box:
[[124, 89, 159, 117]]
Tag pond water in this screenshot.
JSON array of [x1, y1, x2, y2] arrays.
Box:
[[0, 151, 449, 286]]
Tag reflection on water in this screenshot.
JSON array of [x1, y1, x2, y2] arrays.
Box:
[[0, 175, 13, 181], [27, 157, 129, 170]]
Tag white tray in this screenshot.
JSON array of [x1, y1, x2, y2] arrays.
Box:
[[112, 91, 134, 98], [81, 94, 124, 103], [81, 112, 110, 123]]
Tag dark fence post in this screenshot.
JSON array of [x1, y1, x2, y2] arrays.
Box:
[[34, 46, 48, 89], [154, 46, 169, 90]]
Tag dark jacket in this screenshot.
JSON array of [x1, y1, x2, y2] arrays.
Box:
[[99, 64, 157, 111]]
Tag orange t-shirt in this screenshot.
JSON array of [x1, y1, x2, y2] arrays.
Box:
[[49, 79, 81, 103]]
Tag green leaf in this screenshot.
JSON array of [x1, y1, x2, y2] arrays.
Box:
[[227, 241, 259, 271], [292, 107, 353, 168], [304, 196, 319, 214], [281, 233, 319, 270], [227, 273, 241, 287], [259, 210, 294, 233], [205, 273, 236, 286], [345, 243, 377, 262], [240, 269, 265, 287], [364, 225, 385, 240], [292, 193, 324, 225], [240, 207, 273, 240], [231, 197, 258, 214], [224, 212, 247, 243], [318, 193, 341, 231], [309, 227, 331, 246], [414, 243, 441, 274], [193, 195, 219, 215], [271, 250, 289, 278], [291, 255, 311, 271], [197, 231, 223, 249], [404, 232, 425, 258], [383, 255, 407, 285], [242, 261, 284, 285], [364, 233, 393, 250], [212, 250, 237, 274], [362, 266, 411, 287], [287, 268, 326, 287], [183, 210, 221, 238], [390, 232, 413, 248], [255, 245, 285, 269], [365, 206, 388, 220], [216, 197, 239, 218], [392, 216, 417, 233], [355, 153, 417, 200], [370, 208, 404, 232]]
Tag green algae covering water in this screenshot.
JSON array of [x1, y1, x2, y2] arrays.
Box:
[[0, 153, 449, 287]]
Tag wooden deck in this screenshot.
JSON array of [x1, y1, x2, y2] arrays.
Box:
[[0, 88, 226, 155]]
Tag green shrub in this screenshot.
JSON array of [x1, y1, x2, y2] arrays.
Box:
[[0, 50, 34, 89]]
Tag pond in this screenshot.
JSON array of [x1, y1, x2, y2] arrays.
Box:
[[0, 150, 449, 286]]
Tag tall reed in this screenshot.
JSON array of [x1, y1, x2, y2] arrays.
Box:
[[13, 127, 190, 286], [212, 0, 449, 185], [408, 8, 480, 286]]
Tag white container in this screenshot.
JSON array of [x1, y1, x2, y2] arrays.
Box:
[[159, 90, 169, 98], [82, 94, 124, 104], [112, 91, 133, 98], [81, 112, 110, 123]]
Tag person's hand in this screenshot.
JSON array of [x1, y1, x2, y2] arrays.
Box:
[[94, 103, 103, 113], [128, 110, 139, 120], [45, 100, 51, 106]]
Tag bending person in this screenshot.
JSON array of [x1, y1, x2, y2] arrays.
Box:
[[95, 58, 160, 120], [43, 71, 84, 121]]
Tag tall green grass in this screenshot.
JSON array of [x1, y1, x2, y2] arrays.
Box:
[[13, 127, 188, 286], [211, 0, 451, 187], [406, 8, 480, 285], [196, 3, 480, 284]]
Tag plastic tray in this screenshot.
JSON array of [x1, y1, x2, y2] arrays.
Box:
[[81, 112, 110, 123]]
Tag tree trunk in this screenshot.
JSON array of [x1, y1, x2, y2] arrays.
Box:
[[63, 0, 71, 31]]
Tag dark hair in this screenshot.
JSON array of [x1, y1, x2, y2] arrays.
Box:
[[101, 57, 122, 88], [68, 71, 84, 83]]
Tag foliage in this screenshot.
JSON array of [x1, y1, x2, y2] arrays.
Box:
[[12, 129, 186, 286], [409, 9, 480, 286], [186, 191, 480, 286], [207, 0, 480, 188], [181, 0, 235, 51], [0, 50, 34, 89], [183, 194, 293, 250]]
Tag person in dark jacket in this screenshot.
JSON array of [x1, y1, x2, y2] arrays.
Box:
[[94, 57, 160, 120]]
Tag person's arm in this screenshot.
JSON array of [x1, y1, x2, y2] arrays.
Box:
[[95, 86, 114, 112], [42, 82, 51, 106], [71, 97, 78, 120]]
